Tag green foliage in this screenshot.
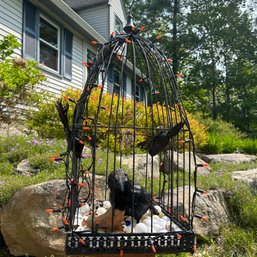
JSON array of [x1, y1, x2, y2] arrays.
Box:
[[197, 160, 257, 191], [0, 34, 21, 60], [196, 225, 257, 257], [26, 88, 81, 139], [0, 135, 66, 207], [0, 35, 46, 123], [196, 117, 257, 154], [125, 0, 257, 134], [227, 184, 257, 229], [27, 88, 208, 152]]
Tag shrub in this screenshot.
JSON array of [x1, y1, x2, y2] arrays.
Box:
[[197, 117, 257, 154], [187, 114, 207, 150], [0, 35, 46, 123], [27, 87, 207, 152]]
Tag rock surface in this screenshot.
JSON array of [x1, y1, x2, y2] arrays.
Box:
[[120, 154, 160, 181], [0, 177, 106, 257], [192, 189, 230, 236], [1, 180, 229, 256], [16, 159, 40, 176], [232, 168, 257, 192], [164, 186, 230, 236], [164, 151, 210, 175], [201, 153, 256, 164]]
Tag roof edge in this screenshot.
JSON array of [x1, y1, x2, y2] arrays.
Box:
[[30, 0, 107, 43]]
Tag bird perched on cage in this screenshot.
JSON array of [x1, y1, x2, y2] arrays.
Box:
[[108, 169, 152, 223], [55, 100, 84, 158], [138, 122, 185, 157]]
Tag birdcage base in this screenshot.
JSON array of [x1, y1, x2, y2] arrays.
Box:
[[65, 230, 195, 255]]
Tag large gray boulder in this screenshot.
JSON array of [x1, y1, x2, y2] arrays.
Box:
[[201, 153, 256, 164], [1, 180, 66, 257], [0, 177, 106, 257], [120, 154, 160, 181], [164, 151, 210, 175], [164, 186, 229, 236], [232, 169, 257, 192], [192, 189, 230, 236]]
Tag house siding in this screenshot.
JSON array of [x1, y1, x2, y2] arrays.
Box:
[[77, 5, 109, 40], [0, 0, 129, 97], [0, 0, 23, 56], [0, 0, 88, 95], [38, 35, 85, 95], [109, 0, 126, 34]]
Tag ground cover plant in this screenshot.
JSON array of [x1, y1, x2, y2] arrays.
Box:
[[0, 132, 257, 257]]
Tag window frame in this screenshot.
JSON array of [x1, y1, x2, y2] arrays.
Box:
[[38, 14, 61, 73], [135, 84, 140, 102], [135, 84, 145, 103], [115, 16, 123, 34], [23, 1, 73, 79]]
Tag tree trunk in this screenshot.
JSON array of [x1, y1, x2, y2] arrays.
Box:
[[172, 0, 179, 75], [211, 85, 217, 120]]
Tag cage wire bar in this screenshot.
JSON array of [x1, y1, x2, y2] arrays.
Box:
[[53, 16, 208, 255]]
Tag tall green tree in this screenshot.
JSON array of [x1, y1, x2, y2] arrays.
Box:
[[184, 0, 257, 125], [124, 0, 189, 75], [124, 0, 257, 133]]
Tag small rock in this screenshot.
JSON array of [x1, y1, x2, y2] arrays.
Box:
[[16, 159, 40, 176]]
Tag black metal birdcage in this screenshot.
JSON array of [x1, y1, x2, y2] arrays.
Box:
[[53, 16, 208, 256]]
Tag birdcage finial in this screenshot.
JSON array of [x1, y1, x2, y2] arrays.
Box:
[[124, 14, 134, 33]]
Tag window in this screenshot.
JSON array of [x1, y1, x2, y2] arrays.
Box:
[[39, 17, 60, 72], [108, 67, 126, 96], [135, 85, 140, 102], [87, 49, 95, 67], [115, 16, 123, 34], [135, 84, 145, 102], [23, 0, 73, 78]]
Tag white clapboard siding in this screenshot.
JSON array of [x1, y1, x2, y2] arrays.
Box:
[[0, 0, 23, 56], [77, 5, 109, 40], [109, 0, 126, 34]]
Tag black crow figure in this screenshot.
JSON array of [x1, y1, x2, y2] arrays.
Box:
[[138, 122, 184, 157], [55, 100, 84, 158], [108, 169, 151, 222]]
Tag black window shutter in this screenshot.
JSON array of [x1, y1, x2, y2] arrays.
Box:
[[108, 64, 114, 82], [140, 86, 145, 102], [23, 0, 38, 59], [63, 29, 73, 80]]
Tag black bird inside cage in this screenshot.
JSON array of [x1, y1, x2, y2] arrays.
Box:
[[52, 15, 209, 256]]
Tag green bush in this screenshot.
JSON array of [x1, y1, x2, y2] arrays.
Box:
[[198, 117, 257, 154], [0, 35, 46, 124], [27, 88, 208, 152]]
